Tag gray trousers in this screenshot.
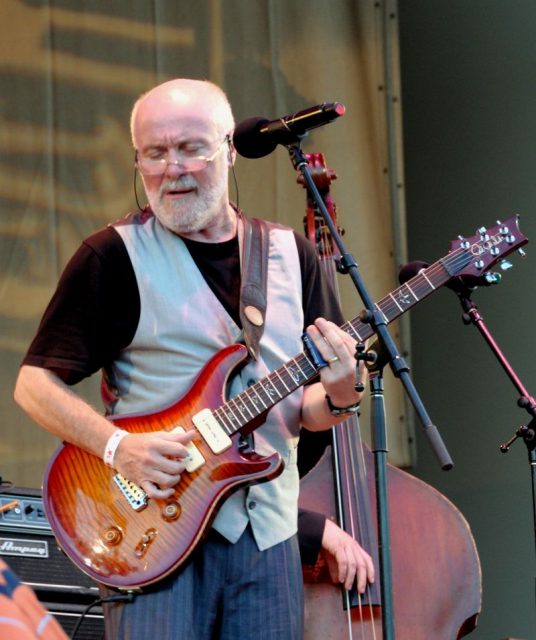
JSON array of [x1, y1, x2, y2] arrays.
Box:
[[104, 525, 304, 640]]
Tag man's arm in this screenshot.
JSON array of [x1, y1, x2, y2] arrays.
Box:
[[14, 365, 193, 500], [320, 518, 375, 593], [15, 366, 114, 457], [298, 509, 375, 593]]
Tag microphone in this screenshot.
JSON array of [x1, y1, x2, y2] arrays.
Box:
[[233, 102, 346, 159]]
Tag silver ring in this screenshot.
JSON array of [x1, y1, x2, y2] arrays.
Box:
[[327, 355, 339, 364]]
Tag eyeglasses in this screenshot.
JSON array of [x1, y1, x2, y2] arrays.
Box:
[[135, 136, 230, 176]]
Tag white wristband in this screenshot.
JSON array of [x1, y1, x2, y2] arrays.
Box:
[[103, 429, 128, 467]]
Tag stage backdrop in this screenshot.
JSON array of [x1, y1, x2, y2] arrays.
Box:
[[0, 0, 410, 487]]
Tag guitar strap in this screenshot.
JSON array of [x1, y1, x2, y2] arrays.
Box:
[[239, 213, 269, 360]]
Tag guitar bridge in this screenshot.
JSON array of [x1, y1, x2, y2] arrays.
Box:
[[113, 473, 148, 511]]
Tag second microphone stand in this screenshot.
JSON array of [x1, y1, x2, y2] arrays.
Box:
[[453, 283, 536, 560]]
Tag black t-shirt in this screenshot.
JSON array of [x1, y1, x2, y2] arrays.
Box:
[[24, 223, 344, 383]]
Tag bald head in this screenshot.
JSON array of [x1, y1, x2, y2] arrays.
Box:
[[130, 79, 235, 149]]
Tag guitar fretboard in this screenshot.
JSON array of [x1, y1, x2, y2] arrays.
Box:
[[210, 247, 471, 436]]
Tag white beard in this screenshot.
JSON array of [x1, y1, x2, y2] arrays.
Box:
[[147, 172, 228, 235]]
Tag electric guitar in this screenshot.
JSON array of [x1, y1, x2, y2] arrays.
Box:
[[43, 216, 527, 589]]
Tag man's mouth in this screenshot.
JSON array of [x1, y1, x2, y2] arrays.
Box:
[[163, 185, 197, 197]]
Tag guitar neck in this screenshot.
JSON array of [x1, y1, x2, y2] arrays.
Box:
[[214, 249, 462, 437], [343, 250, 458, 342]]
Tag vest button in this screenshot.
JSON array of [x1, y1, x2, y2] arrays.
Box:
[[248, 500, 256, 510]]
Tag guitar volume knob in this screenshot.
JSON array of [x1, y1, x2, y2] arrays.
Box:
[[162, 501, 182, 522], [103, 526, 123, 546]]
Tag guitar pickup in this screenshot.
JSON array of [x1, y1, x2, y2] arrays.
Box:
[[191, 409, 232, 454], [171, 426, 205, 472]]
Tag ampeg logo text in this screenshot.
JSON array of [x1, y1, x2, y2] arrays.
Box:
[[0, 537, 49, 558]]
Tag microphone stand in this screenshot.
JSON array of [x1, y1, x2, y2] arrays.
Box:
[[367, 350, 395, 639], [451, 283, 536, 564], [284, 141, 454, 639]]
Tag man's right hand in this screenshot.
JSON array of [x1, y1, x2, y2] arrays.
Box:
[[113, 429, 196, 499]]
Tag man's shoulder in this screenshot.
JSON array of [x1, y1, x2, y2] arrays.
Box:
[[252, 217, 296, 238], [246, 217, 317, 266], [83, 208, 153, 253], [255, 217, 289, 231], [82, 224, 123, 256], [80, 217, 137, 268], [111, 206, 154, 230]]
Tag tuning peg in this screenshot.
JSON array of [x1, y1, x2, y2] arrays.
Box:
[[483, 272, 501, 285], [518, 248, 526, 257], [499, 259, 513, 271]]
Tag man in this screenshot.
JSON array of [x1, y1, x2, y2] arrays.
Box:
[[14, 79, 373, 639]]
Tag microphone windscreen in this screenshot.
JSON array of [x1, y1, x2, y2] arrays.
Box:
[[232, 116, 277, 159]]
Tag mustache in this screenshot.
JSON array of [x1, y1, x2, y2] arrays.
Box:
[[159, 178, 198, 196]]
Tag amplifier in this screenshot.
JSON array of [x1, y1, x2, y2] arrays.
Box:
[[0, 486, 105, 639]]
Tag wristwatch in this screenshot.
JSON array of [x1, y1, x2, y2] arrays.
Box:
[[325, 394, 361, 417]]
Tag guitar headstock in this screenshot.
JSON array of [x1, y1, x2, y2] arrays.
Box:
[[447, 215, 528, 284]]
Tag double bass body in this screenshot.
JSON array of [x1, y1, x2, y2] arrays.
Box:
[[299, 442, 482, 639], [297, 153, 481, 639]]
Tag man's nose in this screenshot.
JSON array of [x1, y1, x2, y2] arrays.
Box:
[[163, 155, 188, 177]]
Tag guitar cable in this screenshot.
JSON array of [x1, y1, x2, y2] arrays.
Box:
[[70, 591, 137, 640]]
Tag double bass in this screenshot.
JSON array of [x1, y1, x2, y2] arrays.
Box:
[[298, 153, 482, 639]]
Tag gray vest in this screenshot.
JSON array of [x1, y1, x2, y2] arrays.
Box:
[[107, 210, 304, 550]]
